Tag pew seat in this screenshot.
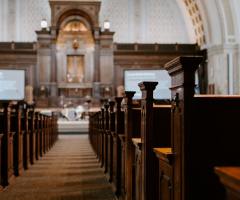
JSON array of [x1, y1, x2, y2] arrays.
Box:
[[154, 148, 173, 162], [154, 148, 174, 200], [132, 138, 142, 200], [215, 167, 240, 200], [118, 134, 126, 199], [0, 133, 3, 190]]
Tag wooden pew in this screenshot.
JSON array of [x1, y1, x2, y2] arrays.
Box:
[[28, 106, 36, 165], [132, 82, 172, 200], [215, 167, 240, 200], [11, 102, 24, 177], [35, 112, 40, 161], [112, 97, 124, 197], [89, 112, 94, 153], [122, 92, 141, 200], [0, 132, 3, 190], [0, 101, 58, 189], [153, 56, 240, 200], [100, 107, 105, 168], [0, 102, 15, 186], [0, 106, 4, 189], [89, 111, 102, 158], [96, 112, 101, 157], [103, 103, 110, 174], [39, 114, 43, 157], [96, 112, 101, 158], [107, 101, 115, 182], [132, 138, 142, 200], [118, 117, 126, 200], [44, 115, 47, 153], [22, 103, 30, 170]]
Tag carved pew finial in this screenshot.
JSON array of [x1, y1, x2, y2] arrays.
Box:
[[138, 81, 158, 200], [164, 56, 203, 101], [115, 97, 123, 111], [114, 97, 123, 135], [124, 91, 135, 106], [109, 101, 115, 113], [138, 81, 158, 100], [123, 91, 136, 200]]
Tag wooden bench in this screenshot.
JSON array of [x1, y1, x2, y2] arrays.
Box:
[[0, 133, 3, 190], [11, 102, 24, 177], [121, 92, 142, 200], [132, 82, 172, 200], [107, 101, 115, 182], [152, 56, 240, 200], [0, 102, 15, 186], [22, 102, 30, 170], [89, 89, 171, 200], [215, 167, 240, 200], [0, 101, 58, 189], [28, 105, 36, 165], [112, 97, 124, 197], [34, 112, 40, 161]]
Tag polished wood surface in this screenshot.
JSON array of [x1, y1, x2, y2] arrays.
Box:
[[89, 55, 240, 200], [164, 56, 240, 200], [215, 167, 240, 200]]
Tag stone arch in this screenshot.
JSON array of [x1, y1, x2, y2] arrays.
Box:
[[55, 9, 94, 34], [217, 0, 236, 43], [59, 15, 91, 32], [176, 0, 206, 46]]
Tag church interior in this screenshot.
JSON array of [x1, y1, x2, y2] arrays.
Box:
[[0, 0, 240, 199]]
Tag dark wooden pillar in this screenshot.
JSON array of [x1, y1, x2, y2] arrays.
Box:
[[29, 108, 36, 165], [0, 133, 3, 189], [124, 91, 135, 200], [104, 103, 110, 173], [35, 112, 39, 161], [138, 82, 158, 200], [39, 114, 43, 157], [112, 97, 123, 197], [23, 103, 30, 169], [1, 103, 14, 186], [107, 101, 115, 182], [12, 103, 23, 177], [100, 107, 105, 167], [165, 56, 203, 200]]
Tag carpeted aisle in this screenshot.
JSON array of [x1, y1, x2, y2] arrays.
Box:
[[0, 135, 115, 200]]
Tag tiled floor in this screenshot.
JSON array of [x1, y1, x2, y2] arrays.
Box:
[[0, 135, 115, 200]]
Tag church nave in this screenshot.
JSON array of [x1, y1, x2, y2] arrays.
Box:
[[0, 135, 115, 200]]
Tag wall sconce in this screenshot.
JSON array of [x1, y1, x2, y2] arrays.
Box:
[[103, 20, 110, 31], [41, 19, 48, 30]]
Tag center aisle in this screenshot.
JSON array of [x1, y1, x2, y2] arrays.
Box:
[[0, 135, 115, 200]]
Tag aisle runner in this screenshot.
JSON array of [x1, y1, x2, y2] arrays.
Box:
[[0, 135, 115, 200]]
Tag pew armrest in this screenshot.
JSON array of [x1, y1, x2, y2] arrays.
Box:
[[215, 167, 240, 195], [119, 134, 125, 142], [154, 148, 174, 163], [132, 138, 142, 149], [10, 131, 16, 136]]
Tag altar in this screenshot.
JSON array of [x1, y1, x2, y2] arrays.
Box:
[[57, 119, 89, 133]]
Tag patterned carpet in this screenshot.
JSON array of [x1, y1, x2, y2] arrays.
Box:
[[0, 135, 115, 200]]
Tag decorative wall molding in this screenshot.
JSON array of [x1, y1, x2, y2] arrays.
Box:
[[0, 0, 191, 43]]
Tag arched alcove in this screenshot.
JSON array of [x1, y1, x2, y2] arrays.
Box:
[[52, 9, 98, 107], [56, 15, 95, 85]]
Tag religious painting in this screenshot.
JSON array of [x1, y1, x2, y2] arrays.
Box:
[[66, 55, 84, 83]]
